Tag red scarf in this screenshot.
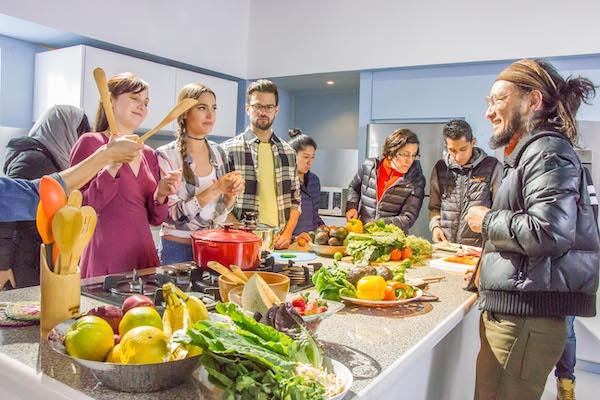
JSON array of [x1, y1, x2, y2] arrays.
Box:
[[377, 158, 404, 201]]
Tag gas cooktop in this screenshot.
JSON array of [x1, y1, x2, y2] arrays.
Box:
[[80, 258, 322, 311]]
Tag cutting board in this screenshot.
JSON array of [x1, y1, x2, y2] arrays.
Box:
[[429, 257, 476, 273]]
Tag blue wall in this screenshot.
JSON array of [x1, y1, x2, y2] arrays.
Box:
[[293, 90, 359, 150], [358, 55, 600, 166], [0, 34, 45, 128]]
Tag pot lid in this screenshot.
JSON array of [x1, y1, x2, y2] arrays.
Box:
[[191, 227, 261, 243]]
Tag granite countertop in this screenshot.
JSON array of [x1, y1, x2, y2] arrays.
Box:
[[0, 259, 477, 400]]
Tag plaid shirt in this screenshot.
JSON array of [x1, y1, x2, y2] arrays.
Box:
[[221, 128, 301, 227], [156, 139, 232, 237]]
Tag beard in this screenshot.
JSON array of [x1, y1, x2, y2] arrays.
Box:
[[490, 111, 525, 149], [252, 116, 274, 131]]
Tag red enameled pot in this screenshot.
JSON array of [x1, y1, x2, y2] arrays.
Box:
[[191, 227, 261, 271]]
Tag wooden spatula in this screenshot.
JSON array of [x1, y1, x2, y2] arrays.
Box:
[[52, 206, 84, 275], [67, 206, 97, 275], [138, 98, 198, 143], [93, 67, 119, 135], [206, 261, 246, 285], [230, 265, 248, 283]]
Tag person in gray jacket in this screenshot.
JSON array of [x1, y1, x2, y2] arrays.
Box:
[[345, 128, 425, 232], [429, 120, 502, 247], [465, 58, 599, 400]]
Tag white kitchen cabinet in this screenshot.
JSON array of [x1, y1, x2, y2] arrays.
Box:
[[33, 45, 238, 135], [175, 69, 238, 137], [81, 46, 177, 131], [34, 45, 176, 131]]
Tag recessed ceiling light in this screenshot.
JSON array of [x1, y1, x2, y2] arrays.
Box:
[[326, 80, 335, 85]]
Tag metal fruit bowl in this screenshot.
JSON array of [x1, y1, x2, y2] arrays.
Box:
[[47, 318, 202, 393], [309, 242, 346, 257]]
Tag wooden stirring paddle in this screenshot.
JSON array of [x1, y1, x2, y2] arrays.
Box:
[[138, 98, 198, 143], [230, 265, 248, 283], [93, 67, 119, 135]]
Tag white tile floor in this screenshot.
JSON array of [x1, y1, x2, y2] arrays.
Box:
[[542, 367, 600, 399]]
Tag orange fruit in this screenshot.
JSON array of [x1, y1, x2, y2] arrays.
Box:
[[119, 326, 170, 364], [65, 315, 115, 361], [118, 306, 162, 337]]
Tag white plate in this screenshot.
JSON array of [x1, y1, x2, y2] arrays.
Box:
[[298, 300, 345, 322], [340, 289, 423, 307], [329, 359, 353, 400]]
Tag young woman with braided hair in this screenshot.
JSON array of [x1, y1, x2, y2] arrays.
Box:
[[156, 83, 244, 264]]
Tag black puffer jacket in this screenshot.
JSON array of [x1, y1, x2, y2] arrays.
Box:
[[346, 157, 425, 232], [479, 131, 600, 317], [429, 147, 502, 247], [0, 137, 60, 288]]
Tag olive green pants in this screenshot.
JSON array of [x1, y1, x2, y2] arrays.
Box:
[[475, 311, 566, 400]]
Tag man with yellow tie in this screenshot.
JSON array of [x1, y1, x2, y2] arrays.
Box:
[[221, 80, 301, 249]]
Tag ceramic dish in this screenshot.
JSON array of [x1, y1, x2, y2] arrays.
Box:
[[308, 242, 346, 257], [340, 289, 423, 307], [272, 251, 318, 263]]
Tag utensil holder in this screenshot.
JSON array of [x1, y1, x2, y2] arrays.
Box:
[[40, 244, 80, 338]]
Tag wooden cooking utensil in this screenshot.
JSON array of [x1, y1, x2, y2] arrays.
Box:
[[67, 190, 82, 208], [67, 206, 97, 274], [52, 206, 83, 275], [93, 67, 119, 135], [138, 98, 198, 143], [230, 265, 248, 283], [206, 261, 246, 285]]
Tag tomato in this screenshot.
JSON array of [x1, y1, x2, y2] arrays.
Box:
[[291, 295, 306, 310], [390, 248, 403, 261], [402, 247, 413, 260], [356, 275, 386, 301], [346, 218, 364, 234], [317, 306, 328, 313]]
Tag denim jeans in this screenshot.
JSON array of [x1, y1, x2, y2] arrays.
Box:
[[159, 238, 194, 265], [555, 315, 576, 381]]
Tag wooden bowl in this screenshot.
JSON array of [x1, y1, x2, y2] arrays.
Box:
[[218, 271, 290, 303], [308, 242, 347, 257]]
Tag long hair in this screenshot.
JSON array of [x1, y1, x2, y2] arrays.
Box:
[[382, 128, 419, 158], [497, 59, 596, 144], [175, 83, 216, 186], [93, 72, 148, 132]]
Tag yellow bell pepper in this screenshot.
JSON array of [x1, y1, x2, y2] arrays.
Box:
[[356, 275, 386, 301]]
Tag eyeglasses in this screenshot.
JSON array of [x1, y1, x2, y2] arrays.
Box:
[[486, 90, 520, 108], [250, 103, 277, 113], [395, 153, 420, 161]]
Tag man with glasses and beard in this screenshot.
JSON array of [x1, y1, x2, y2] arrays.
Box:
[[221, 80, 301, 249], [465, 59, 599, 399]]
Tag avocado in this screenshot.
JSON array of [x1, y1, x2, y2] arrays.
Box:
[[333, 227, 349, 240], [375, 266, 393, 281], [346, 266, 377, 285], [315, 231, 330, 245], [308, 231, 316, 242], [316, 225, 330, 234]]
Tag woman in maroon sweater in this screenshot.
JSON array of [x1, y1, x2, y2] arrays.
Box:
[[70, 72, 180, 278]]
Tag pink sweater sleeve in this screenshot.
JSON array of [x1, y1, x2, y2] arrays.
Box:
[[144, 148, 169, 226], [70, 133, 120, 211]]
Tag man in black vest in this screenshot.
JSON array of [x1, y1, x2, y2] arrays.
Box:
[[428, 120, 502, 247]]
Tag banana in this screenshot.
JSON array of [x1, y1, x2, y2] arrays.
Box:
[[172, 285, 208, 323]]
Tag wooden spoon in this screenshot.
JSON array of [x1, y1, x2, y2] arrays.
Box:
[[206, 261, 246, 285], [52, 206, 83, 274], [93, 67, 119, 135], [67, 206, 97, 274], [138, 98, 199, 143]]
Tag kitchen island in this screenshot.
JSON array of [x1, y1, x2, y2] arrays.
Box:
[[0, 259, 479, 400]]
